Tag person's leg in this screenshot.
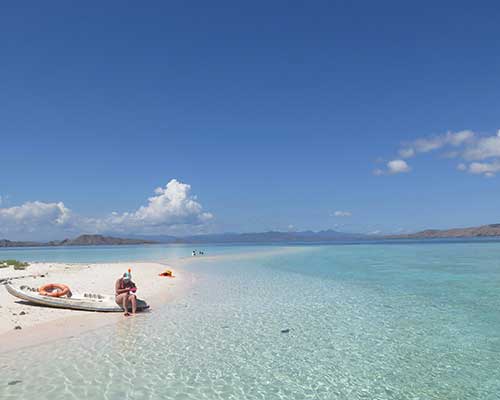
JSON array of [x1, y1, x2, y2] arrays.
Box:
[[115, 293, 130, 315], [130, 294, 137, 314], [115, 293, 126, 307], [122, 294, 131, 315]]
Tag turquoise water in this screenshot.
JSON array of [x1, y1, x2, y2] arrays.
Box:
[[1, 243, 500, 399], [0, 244, 270, 263]]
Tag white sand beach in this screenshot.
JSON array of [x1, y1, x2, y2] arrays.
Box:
[[0, 248, 301, 353], [0, 261, 189, 352]]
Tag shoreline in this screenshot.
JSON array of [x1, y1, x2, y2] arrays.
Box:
[[0, 272, 196, 354], [0, 261, 191, 353], [0, 246, 306, 353]]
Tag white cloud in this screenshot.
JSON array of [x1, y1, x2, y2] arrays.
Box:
[[387, 159, 410, 174], [0, 201, 75, 238], [373, 160, 410, 175], [467, 161, 500, 176], [401, 130, 475, 157], [448, 130, 476, 146], [103, 179, 213, 232], [0, 179, 213, 239], [333, 210, 352, 217], [379, 129, 500, 178], [463, 133, 500, 160], [404, 129, 500, 163], [412, 137, 443, 153], [0, 201, 72, 227]]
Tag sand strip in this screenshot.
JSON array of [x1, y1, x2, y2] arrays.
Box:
[[0, 246, 306, 353], [0, 261, 189, 353]]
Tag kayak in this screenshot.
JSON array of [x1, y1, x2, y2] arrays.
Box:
[[5, 283, 149, 312]]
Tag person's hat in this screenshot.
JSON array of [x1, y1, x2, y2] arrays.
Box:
[[123, 271, 131, 281]]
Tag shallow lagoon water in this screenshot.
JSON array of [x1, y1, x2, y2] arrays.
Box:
[[0, 243, 270, 263], [1, 243, 500, 399]]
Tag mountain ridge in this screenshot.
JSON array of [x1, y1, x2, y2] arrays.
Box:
[[0, 234, 157, 247], [0, 230, 368, 247], [170, 229, 369, 244], [387, 224, 500, 239], [3, 224, 500, 248]]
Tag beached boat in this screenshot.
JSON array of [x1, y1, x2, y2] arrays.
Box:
[[5, 283, 149, 312]]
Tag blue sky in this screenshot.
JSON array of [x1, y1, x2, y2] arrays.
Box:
[[1, 1, 500, 240]]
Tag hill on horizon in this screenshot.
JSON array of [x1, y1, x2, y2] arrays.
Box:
[[0, 230, 370, 247], [387, 223, 500, 239], [4, 223, 500, 248], [128, 229, 370, 244], [0, 234, 156, 248]]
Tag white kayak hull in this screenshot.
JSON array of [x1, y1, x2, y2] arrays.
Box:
[[5, 284, 149, 312]]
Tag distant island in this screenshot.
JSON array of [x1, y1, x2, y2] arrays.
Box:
[[0, 235, 157, 248], [133, 230, 370, 244], [3, 224, 500, 248], [0, 230, 368, 248], [387, 224, 500, 239]]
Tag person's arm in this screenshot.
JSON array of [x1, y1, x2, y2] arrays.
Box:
[[115, 279, 130, 295]]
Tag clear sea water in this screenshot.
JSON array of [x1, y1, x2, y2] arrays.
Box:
[[1, 242, 500, 399], [0, 243, 270, 263]]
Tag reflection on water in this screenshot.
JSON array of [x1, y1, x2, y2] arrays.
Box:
[[1, 243, 500, 399]]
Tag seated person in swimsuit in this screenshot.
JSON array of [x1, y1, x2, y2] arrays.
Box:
[[115, 271, 137, 316]]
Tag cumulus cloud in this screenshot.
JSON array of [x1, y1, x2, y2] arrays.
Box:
[[387, 159, 410, 174], [0, 201, 72, 227], [0, 179, 213, 239], [333, 210, 352, 217], [103, 179, 213, 232], [0, 201, 76, 239]]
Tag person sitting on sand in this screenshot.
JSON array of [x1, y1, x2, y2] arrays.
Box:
[[115, 271, 137, 316]]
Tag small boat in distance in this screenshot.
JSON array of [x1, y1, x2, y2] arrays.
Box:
[[5, 284, 149, 312]]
